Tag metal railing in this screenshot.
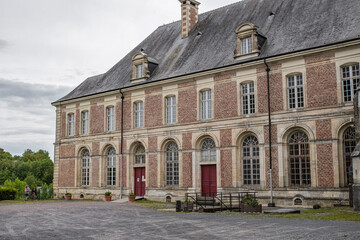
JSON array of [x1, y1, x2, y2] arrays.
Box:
[[184, 192, 258, 212]]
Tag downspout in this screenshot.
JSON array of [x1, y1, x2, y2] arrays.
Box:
[[264, 58, 275, 207], [120, 89, 125, 199]]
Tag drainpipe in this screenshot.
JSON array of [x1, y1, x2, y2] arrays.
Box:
[[264, 59, 275, 207], [120, 89, 124, 199]]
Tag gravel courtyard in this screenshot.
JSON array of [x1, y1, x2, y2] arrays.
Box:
[[1, 201, 360, 239]]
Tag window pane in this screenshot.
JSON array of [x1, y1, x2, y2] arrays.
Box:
[[242, 136, 260, 185]]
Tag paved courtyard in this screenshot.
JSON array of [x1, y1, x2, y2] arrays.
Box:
[[0, 201, 360, 239]]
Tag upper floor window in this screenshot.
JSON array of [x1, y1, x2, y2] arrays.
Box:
[[134, 145, 145, 164], [106, 147, 116, 186], [241, 37, 252, 55], [166, 96, 176, 124], [134, 101, 143, 128], [107, 107, 114, 131], [136, 64, 143, 79], [200, 90, 212, 120], [81, 111, 89, 135], [342, 64, 360, 102], [201, 138, 216, 162], [241, 82, 255, 115], [81, 149, 90, 186], [166, 142, 179, 186], [68, 113, 74, 136], [287, 74, 304, 109]]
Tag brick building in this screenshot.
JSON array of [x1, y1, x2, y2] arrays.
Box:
[[52, 0, 360, 207]]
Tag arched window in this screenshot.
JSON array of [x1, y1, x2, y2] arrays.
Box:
[[81, 149, 90, 186], [166, 142, 179, 186], [106, 147, 116, 186], [242, 135, 260, 185], [134, 145, 145, 164], [201, 138, 216, 162], [343, 126, 356, 184], [288, 131, 310, 186]]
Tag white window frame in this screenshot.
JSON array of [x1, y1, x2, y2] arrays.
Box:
[[136, 64, 143, 79], [81, 150, 90, 186], [68, 113, 75, 136], [81, 111, 89, 135], [200, 90, 212, 120], [342, 64, 360, 102], [241, 82, 255, 115], [241, 37, 252, 55], [134, 101, 143, 128], [106, 147, 116, 186], [107, 106, 115, 131], [201, 138, 216, 162], [165, 142, 179, 186], [287, 74, 304, 109], [166, 96, 176, 124]]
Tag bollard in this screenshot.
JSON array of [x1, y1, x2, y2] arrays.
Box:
[[176, 200, 181, 212]]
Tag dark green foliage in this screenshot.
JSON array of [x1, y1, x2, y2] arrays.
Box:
[[243, 196, 259, 207], [0, 186, 17, 200], [0, 148, 53, 186]]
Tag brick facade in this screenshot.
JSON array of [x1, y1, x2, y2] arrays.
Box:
[[182, 152, 193, 187], [316, 119, 332, 140], [90, 105, 104, 134], [148, 154, 158, 188], [59, 159, 75, 187], [145, 88, 162, 127], [214, 80, 238, 119], [316, 143, 334, 187], [178, 81, 197, 123], [220, 149, 233, 187]]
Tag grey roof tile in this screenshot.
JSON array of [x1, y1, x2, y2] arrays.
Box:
[[56, 0, 360, 103]]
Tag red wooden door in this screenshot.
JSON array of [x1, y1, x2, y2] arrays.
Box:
[[201, 165, 217, 197], [134, 167, 145, 196]]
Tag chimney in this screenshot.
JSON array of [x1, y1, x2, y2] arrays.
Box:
[[179, 0, 200, 38]]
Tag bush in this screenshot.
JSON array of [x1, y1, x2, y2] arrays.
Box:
[[0, 186, 17, 200], [243, 195, 259, 207], [3, 178, 26, 199]]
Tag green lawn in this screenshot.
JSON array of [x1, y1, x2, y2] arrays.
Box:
[[0, 199, 101, 205], [134, 201, 360, 221], [267, 207, 360, 221]]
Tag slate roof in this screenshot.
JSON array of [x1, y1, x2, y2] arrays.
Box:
[[56, 0, 360, 103]]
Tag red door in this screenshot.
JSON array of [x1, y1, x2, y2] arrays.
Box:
[[201, 165, 217, 197], [134, 167, 145, 196]]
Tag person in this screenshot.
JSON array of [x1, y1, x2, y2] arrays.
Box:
[[31, 186, 37, 200], [24, 185, 30, 201]]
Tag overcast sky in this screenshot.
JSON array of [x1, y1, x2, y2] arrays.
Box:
[[0, 0, 240, 158]]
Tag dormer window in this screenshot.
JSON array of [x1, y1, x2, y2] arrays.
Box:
[[136, 64, 143, 78], [234, 22, 266, 61], [131, 51, 158, 83], [241, 37, 252, 55]]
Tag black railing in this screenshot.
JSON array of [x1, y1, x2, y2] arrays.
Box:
[[184, 192, 258, 212]]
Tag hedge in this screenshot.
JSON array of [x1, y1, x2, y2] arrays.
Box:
[[0, 186, 17, 200]]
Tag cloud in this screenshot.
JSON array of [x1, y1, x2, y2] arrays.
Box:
[[0, 79, 72, 157], [0, 39, 8, 50]]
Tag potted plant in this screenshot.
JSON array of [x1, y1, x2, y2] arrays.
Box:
[[128, 192, 136, 202], [105, 191, 112, 201], [241, 195, 262, 213], [65, 192, 72, 200]]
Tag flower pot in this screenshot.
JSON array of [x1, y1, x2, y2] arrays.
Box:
[[65, 195, 72, 200], [105, 196, 112, 202], [241, 204, 262, 213], [128, 196, 136, 202]]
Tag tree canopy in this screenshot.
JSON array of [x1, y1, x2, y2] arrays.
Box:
[[0, 148, 53, 186]]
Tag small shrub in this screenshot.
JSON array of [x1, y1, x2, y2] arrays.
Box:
[[129, 192, 135, 197], [105, 191, 111, 196], [0, 186, 17, 200], [65, 192, 71, 196], [243, 196, 259, 207]]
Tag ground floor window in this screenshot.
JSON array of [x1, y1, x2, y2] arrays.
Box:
[[242, 135, 260, 185], [343, 126, 356, 185]]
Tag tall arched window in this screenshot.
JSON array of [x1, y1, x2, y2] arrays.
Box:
[[106, 147, 116, 186], [201, 138, 216, 162], [242, 135, 260, 185], [134, 145, 145, 164], [343, 126, 356, 185], [288, 131, 310, 186], [81, 149, 90, 186], [166, 142, 179, 186]]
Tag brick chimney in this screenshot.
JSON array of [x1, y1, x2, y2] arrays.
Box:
[[179, 0, 200, 38]]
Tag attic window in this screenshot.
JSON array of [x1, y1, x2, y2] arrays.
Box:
[[131, 51, 158, 82], [234, 22, 266, 61], [136, 64, 143, 78]]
